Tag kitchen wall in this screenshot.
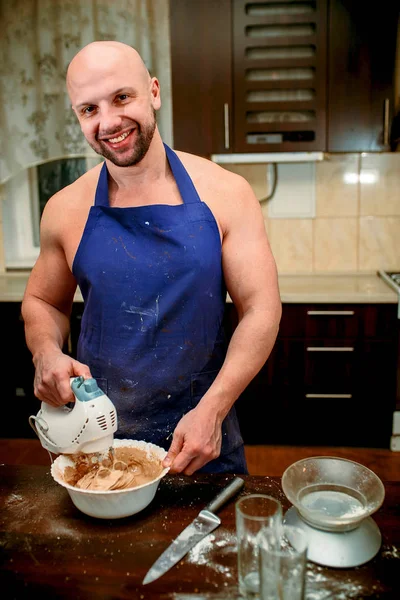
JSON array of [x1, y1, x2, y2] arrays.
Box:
[[224, 152, 400, 274], [0, 152, 399, 275]]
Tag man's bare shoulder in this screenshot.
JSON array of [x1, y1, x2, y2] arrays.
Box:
[[176, 152, 248, 187], [175, 149, 258, 215]]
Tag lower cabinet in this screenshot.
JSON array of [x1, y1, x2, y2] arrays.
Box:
[[3, 300, 397, 448], [1, 302, 83, 439], [1, 303, 37, 438], [226, 303, 398, 448]]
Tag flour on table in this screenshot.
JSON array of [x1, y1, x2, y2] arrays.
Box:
[[306, 564, 384, 599], [381, 544, 400, 559], [186, 529, 236, 578]]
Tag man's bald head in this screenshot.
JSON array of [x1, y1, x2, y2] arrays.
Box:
[[66, 41, 161, 167], [67, 41, 150, 99]]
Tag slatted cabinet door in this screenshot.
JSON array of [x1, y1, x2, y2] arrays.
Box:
[[232, 0, 327, 152]]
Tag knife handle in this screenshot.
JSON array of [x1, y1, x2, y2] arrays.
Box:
[[205, 477, 245, 513]]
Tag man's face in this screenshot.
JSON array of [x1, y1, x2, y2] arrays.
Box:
[[69, 59, 160, 167], [83, 101, 157, 168]]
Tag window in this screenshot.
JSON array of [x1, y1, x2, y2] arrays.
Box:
[[2, 157, 101, 268]]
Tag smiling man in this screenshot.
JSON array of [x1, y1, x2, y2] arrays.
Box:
[[22, 41, 281, 475], [66, 43, 158, 167]]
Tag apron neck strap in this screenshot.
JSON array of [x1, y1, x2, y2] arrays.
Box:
[[164, 143, 202, 205], [93, 144, 203, 207], [94, 162, 109, 207]]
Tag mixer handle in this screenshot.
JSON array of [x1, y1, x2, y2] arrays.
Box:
[[29, 414, 49, 434]]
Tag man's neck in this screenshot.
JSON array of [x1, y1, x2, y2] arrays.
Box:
[[105, 132, 169, 191]]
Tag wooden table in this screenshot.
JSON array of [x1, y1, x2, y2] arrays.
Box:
[[1, 465, 400, 599]]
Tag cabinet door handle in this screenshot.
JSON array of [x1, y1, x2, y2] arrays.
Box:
[[306, 393, 353, 399], [307, 310, 355, 316], [383, 98, 390, 146], [307, 347, 354, 352], [224, 103, 230, 150]]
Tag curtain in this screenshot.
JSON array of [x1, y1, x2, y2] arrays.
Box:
[[0, 0, 172, 184]]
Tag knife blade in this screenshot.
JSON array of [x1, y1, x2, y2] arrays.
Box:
[[142, 476, 245, 585]]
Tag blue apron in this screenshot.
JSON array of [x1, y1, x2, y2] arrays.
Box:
[[72, 144, 247, 474]]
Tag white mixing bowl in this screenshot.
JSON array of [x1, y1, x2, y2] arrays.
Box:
[[51, 439, 169, 519]]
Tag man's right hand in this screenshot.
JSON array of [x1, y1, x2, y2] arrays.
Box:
[[33, 350, 92, 406]]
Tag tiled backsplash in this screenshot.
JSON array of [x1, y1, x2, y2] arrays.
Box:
[[1, 153, 399, 275], [224, 153, 400, 274]]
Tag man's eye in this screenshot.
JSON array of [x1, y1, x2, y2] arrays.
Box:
[[83, 106, 95, 115], [118, 94, 128, 101]]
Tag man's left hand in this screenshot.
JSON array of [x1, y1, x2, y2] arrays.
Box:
[[162, 406, 222, 475]]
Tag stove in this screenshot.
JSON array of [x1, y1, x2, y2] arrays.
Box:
[[378, 270, 400, 297], [378, 271, 400, 450]]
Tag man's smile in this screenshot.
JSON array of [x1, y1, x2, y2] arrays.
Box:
[[108, 131, 130, 143], [99, 128, 135, 147]]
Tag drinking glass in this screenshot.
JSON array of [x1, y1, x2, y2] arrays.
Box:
[[236, 494, 282, 596], [259, 524, 308, 600]]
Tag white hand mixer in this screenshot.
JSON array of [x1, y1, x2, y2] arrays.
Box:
[[29, 376, 118, 455]]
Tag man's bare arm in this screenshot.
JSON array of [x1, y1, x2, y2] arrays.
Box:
[[21, 195, 91, 405], [208, 176, 281, 412], [164, 172, 281, 473]]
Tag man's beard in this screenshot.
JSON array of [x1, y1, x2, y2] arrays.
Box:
[[91, 109, 157, 167]]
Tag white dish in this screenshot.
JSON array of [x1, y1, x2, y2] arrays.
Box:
[[51, 439, 169, 519]]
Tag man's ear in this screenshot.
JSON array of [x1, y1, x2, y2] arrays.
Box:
[[150, 77, 161, 110]]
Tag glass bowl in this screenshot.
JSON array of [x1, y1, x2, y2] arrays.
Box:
[[281, 456, 385, 532]]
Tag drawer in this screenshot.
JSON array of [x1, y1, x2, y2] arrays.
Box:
[[280, 304, 397, 340], [305, 308, 360, 339], [279, 304, 360, 339], [304, 340, 356, 395]]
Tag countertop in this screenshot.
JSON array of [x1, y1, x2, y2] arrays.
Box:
[[0, 271, 397, 304], [1, 465, 400, 599]]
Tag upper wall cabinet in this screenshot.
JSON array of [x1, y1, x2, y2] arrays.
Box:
[[170, 0, 233, 157], [169, 0, 399, 156], [232, 0, 327, 153], [327, 0, 399, 152]]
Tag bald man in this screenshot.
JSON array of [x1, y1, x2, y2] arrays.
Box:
[[22, 41, 281, 475]]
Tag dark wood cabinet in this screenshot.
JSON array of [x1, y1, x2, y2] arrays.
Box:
[[169, 0, 232, 157], [3, 300, 397, 448], [226, 303, 398, 448], [1, 303, 37, 438], [169, 0, 399, 155], [327, 0, 399, 152], [232, 0, 327, 152], [1, 302, 84, 440]]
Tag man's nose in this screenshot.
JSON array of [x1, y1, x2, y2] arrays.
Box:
[[99, 106, 123, 135]]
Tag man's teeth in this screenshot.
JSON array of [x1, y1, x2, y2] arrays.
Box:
[[108, 131, 130, 143]]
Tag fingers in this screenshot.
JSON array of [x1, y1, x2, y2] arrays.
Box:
[[73, 361, 92, 379], [162, 430, 184, 469], [166, 442, 220, 475], [167, 448, 198, 474], [34, 372, 65, 406], [182, 456, 209, 476], [34, 356, 92, 406]]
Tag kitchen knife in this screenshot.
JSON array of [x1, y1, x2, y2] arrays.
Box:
[[142, 476, 245, 585]]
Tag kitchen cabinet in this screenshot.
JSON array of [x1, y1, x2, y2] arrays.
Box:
[[169, 0, 399, 155], [231, 0, 327, 152], [1, 303, 37, 438], [225, 303, 398, 448], [3, 300, 397, 448], [170, 0, 327, 155], [1, 302, 77, 439], [169, 0, 232, 157], [327, 0, 399, 152]]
